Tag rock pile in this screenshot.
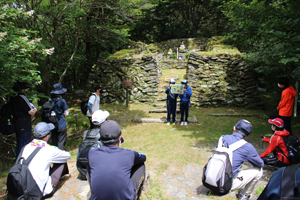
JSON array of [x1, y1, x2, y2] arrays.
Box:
[[187, 53, 262, 108]]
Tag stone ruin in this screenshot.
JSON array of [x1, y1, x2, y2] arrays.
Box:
[[86, 37, 262, 108]]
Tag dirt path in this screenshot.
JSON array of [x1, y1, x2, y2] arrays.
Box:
[[45, 146, 275, 200]]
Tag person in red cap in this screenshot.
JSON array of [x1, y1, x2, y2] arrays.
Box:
[[260, 118, 291, 167]]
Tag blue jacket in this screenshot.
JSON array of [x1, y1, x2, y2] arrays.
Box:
[[50, 95, 68, 130], [222, 132, 264, 176], [179, 85, 192, 103], [165, 86, 178, 104]]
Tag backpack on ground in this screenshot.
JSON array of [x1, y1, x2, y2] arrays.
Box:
[[202, 136, 247, 195], [80, 94, 96, 116], [258, 166, 300, 200], [41, 97, 61, 127], [76, 129, 103, 179], [278, 134, 300, 164], [0, 99, 15, 135], [7, 147, 43, 200]]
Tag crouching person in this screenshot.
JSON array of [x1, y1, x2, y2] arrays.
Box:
[[228, 120, 264, 200], [12, 122, 70, 198], [87, 120, 146, 200], [77, 110, 109, 179]]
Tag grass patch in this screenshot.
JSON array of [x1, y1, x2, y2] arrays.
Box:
[[255, 186, 265, 196]]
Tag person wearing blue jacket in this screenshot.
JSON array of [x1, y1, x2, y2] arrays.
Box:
[[223, 120, 264, 200], [165, 79, 178, 125], [179, 80, 192, 125]]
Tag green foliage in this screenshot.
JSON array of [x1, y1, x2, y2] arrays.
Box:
[[0, 1, 45, 99], [172, 52, 177, 60], [224, 0, 300, 80]]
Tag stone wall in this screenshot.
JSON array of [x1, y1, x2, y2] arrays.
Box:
[[187, 53, 262, 108], [87, 55, 161, 104]]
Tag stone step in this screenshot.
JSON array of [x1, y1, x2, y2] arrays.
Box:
[[132, 113, 198, 123], [152, 103, 180, 108], [149, 109, 180, 113]]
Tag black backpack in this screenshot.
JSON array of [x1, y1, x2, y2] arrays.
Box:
[[0, 99, 15, 135], [258, 166, 300, 200], [76, 129, 103, 179], [7, 147, 43, 200], [80, 94, 96, 116], [41, 97, 61, 127], [278, 134, 300, 164]]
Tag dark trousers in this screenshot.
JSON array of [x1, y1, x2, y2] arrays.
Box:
[[43, 163, 69, 198], [87, 163, 146, 200], [131, 163, 146, 200], [51, 127, 67, 150], [166, 102, 177, 123], [278, 115, 292, 135], [180, 102, 190, 122], [16, 129, 32, 158], [88, 116, 95, 129], [262, 156, 289, 167]]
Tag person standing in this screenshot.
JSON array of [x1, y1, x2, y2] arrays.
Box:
[[277, 77, 296, 135], [179, 80, 192, 125], [50, 83, 69, 150], [11, 81, 37, 158], [165, 79, 178, 125], [87, 85, 101, 129]]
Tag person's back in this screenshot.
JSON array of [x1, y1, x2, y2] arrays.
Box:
[[88, 146, 144, 200], [87, 120, 146, 200], [20, 122, 70, 196], [223, 133, 264, 176]]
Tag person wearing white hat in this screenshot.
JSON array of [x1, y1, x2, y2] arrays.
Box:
[[15, 122, 70, 198], [165, 79, 178, 125], [179, 79, 192, 125]]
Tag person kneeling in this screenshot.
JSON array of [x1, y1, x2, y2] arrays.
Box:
[[260, 118, 291, 167], [87, 120, 146, 200], [13, 122, 70, 198]]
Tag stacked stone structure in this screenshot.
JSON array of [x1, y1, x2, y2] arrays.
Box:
[[187, 53, 261, 108], [87, 38, 262, 108]]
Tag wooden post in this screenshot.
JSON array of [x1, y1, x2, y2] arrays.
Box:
[[294, 81, 299, 117], [126, 87, 129, 107]]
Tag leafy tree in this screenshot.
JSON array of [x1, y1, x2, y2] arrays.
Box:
[[0, 1, 48, 101], [130, 0, 231, 42], [224, 0, 300, 82]]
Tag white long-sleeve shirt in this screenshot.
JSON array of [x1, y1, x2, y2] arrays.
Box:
[[20, 139, 71, 195]]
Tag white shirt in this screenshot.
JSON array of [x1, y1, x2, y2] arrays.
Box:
[[20, 139, 71, 196], [87, 93, 100, 117]]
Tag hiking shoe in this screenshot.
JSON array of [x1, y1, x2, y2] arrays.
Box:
[[184, 122, 187, 125], [166, 122, 170, 125], [236, 193, 252, 200], [172, 122, 176, 125], [180, 122, 184, 125]]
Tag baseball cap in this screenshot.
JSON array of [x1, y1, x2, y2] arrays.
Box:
[[33, 122, 55, 138], [94, 85, 102, 91], [100, 120, 121, 144], [268, 118, 284, 128], [170, 79, 175, 84], [235, 119, 252, 136], [92, 110, 110, 126], [181, 79, 187, 84]]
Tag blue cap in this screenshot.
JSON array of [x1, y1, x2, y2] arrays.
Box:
[[235, 119, 252, 136], [33, 122, 55, 138]]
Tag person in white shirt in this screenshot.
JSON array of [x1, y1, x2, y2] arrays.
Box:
[[87, 85, 101, 129], [19, 122, 71, 197]]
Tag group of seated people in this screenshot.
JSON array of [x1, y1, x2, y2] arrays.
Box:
[[9, 109, 146, 200], [9, 108, 294, 200]]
